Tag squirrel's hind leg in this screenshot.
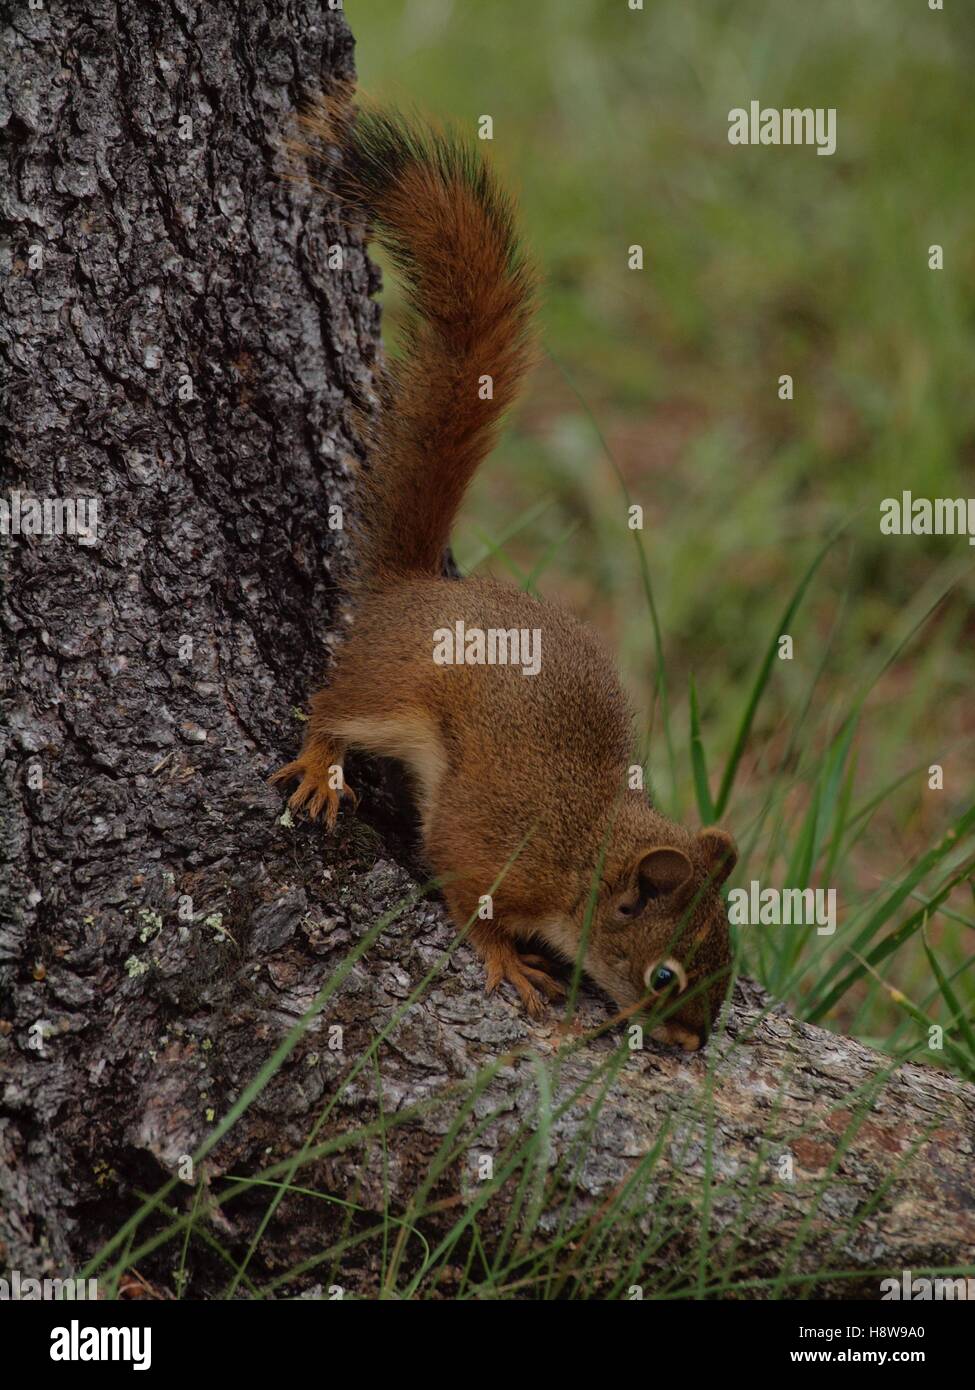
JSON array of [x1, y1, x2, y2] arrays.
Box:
[[270, 690, 357, 829]]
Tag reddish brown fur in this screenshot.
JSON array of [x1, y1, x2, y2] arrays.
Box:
[[356, 166, 536, 584], [274, 99, 737, 1046]]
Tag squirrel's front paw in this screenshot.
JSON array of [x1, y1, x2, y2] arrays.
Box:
[[483, 944, 566, 1019], [269, 751, 356, 830]]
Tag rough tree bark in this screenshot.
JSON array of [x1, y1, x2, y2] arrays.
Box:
[[1, 1, 972, 1298]]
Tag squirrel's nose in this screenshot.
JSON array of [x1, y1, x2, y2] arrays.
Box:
[[651, 1021, 707, 1052], [676, 1026, 704, 1053]]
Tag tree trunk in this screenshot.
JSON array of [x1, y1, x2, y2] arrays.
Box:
[[1, 0, 973, 1299]]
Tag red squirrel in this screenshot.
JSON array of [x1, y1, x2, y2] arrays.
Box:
[[273, 98, 738, 1050]]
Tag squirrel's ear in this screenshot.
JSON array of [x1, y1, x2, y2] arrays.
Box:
[[636, 846, 694, 901], [697, 827, 737, 887]]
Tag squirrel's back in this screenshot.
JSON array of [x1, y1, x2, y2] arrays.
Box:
[[297, 96, 537, 586]]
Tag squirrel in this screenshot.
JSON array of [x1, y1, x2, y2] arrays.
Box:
[[272, 98, 738, 1050]]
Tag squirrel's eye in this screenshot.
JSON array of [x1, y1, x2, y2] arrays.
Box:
[[645, 957, 687, 995]]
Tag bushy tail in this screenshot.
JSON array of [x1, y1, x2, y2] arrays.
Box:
[[298, 94, 537, 585]]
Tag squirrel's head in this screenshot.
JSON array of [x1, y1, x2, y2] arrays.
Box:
[[582, 818, 737, 1051]]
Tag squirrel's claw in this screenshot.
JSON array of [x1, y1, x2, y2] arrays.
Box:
[[482, 942, 565, 1018], [270, 755, 354, 831]]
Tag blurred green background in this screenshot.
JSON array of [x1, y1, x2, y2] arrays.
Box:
[[347, 0, 974, 1058]]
